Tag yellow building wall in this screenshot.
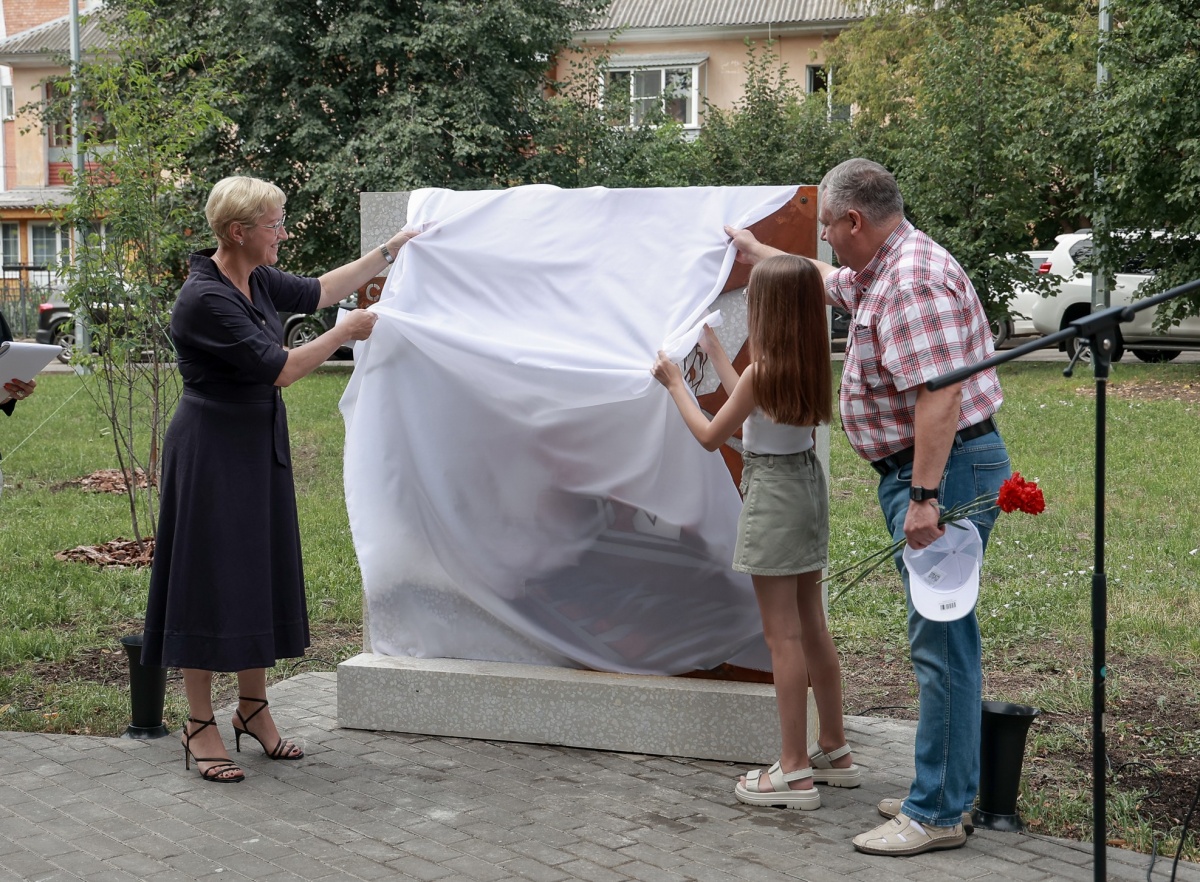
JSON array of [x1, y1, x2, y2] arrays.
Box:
[[561, 33, 836, 121], [8, 65, 58, 189]]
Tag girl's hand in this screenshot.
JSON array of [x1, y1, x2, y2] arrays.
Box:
[[697, 324, 722, 357], [651, 351, 683, 389]]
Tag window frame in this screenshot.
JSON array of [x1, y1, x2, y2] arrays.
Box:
[[603, 58, 705, 130]]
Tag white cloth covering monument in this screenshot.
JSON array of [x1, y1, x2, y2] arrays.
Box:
[[340, 185, 819, 681]]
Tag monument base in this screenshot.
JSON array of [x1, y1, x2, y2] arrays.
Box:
[[337, 653, 815, 764]]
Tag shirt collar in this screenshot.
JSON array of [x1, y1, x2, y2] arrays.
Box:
[[852, 218, 914, 290]]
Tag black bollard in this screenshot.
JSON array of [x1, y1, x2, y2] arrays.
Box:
[[119, 634, 170, 739], [973, 700, 1040, 831]]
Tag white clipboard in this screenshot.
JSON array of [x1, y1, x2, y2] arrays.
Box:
[[0, 340, 65, 384]]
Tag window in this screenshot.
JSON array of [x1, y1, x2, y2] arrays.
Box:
[[604, 55, 705, 128], [0, 85, 13, 121], [807, 66, 829, 94], [30, 223, 65, 269], [806, 65, 851, 121], [1, 223, 18, 268]]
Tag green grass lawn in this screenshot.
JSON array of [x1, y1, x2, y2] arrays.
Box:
[[1, 360, 1198, 859]]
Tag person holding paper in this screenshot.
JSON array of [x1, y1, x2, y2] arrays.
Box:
[[0, 312, 37, 414], [140, 176, 416, 784], [652, 255, 858, 811]]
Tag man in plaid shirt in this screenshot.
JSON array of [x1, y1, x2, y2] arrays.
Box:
[[727, 158, 1011, 856]]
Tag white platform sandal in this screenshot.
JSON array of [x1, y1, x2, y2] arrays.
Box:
[[807, 742, 862, 788], [734, 762, 821, 810]]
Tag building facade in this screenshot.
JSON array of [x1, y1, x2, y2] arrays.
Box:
[[566, 0, 860, 132], [0, 1, 101, 334]]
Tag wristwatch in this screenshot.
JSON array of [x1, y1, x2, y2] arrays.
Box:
[[379, 243, 394, 264], [910, 485, 939, 503]]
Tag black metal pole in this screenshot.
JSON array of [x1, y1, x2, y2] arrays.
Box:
[[1089, 333, 1112, 881]]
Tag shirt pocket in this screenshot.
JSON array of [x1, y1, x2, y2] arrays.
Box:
[[846, 305, 885, 389]]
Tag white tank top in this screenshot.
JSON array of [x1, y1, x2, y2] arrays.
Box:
[[742, 409, 815, 455]]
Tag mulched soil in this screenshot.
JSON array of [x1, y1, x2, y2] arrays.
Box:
[[839, 643, 1200, 849], [55, 537, 155, 568], [1089, 378, 1200, 406], [57, 468, 154, 494]]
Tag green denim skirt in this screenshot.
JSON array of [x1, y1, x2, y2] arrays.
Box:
[[732, 449, 829, 576]]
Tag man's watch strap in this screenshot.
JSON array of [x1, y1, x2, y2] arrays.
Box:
[[910, 485, 939, 502]]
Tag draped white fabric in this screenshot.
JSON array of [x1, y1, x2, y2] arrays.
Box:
[[340, 185, 800, 674]]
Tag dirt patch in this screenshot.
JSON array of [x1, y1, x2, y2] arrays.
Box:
[[840, 644, 1200, 851], [57, 468, 154, 494], [55, 537, 155, 568], [1094, 378, 1200, 405]]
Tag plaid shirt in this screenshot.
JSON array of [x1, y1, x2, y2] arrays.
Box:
[[827, 220, 1003, 463]]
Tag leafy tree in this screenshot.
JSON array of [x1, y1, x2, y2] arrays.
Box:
[[46, 0, 236, 546], [1090, 0, 1200, 322], [520, 43, 694, 188], [826, 0, 1095, 317], [134, 0, 610, 276], [686, 40, 850, 188]]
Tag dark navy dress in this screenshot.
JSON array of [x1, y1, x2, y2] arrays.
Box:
[[142, 249, 321, 671]]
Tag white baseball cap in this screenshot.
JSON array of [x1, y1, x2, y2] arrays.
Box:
[[903, 519, 983, 622]]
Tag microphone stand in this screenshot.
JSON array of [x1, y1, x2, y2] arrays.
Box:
[[928, 277, 1200, 882]]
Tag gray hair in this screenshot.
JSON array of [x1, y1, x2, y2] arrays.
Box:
[[205, 176, 286, 245], [818, 158, 904, 227]]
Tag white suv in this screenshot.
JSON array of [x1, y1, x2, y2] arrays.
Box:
[[1030, 231, 1200, 362]]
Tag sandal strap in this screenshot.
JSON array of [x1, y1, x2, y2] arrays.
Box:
[[768, 761, 813, 789], [816, 744, 854, 763], [199, 761, 242, 781], [236, 696, 270, 727], [268, 738, 298, 759]]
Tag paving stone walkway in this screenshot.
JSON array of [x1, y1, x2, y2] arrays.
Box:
[[0, 672, 1193, 882]]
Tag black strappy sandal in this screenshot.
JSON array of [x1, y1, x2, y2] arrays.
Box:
[[181, 717, 245, 783], [232, 697, 304, 760]]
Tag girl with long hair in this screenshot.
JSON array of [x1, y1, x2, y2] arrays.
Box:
[[651, 254, 859, 809]]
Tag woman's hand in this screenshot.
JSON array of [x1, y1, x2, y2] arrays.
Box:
[[340, 309, 378, 342], [651, 351, 683, 389], [384, 229, 420, 255], [2, 377, 35, 404]]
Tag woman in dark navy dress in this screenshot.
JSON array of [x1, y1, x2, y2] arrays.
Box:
[[142, 176, 416, 783]]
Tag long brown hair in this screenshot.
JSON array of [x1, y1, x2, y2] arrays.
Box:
[[745, 254, 833, 427]]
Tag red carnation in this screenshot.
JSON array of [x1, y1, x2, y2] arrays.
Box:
[[998, 472, 1045, 515]]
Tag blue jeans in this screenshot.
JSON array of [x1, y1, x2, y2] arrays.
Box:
[[876, 430, 1010, 827]]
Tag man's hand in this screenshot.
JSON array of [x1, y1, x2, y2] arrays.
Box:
[[903, 498, 944, 550], [724, 225, 781, 265]]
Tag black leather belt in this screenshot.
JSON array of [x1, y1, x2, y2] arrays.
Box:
[[870, 416, 997, 477]]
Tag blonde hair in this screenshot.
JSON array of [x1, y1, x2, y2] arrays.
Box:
[[205, 176, 286, 245], [746, 254, 833, 427]]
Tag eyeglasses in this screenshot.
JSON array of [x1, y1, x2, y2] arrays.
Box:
[[257, 214, 287, 234]]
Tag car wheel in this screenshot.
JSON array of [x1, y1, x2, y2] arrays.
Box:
[[50, 321, 76, 363], [1065, 335, 1093, 365], [285, 316, 327, 349], [1065, 327, 1124, 364], [1132, 349, 1181, 363], [990, 318, 1011, 349]]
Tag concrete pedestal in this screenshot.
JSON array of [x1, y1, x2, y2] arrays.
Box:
[[338, 652, 800, 764]]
